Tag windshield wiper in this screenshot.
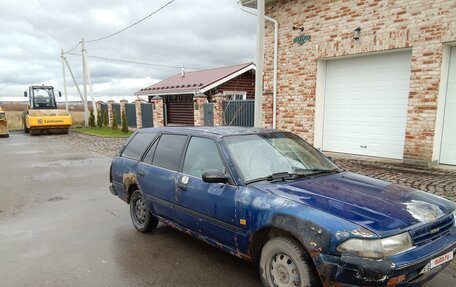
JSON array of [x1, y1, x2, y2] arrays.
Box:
[[302, 168, 340, 175], [245, 171, 306, 185]]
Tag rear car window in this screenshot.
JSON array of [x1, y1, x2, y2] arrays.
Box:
[[122, 132, 156, 160], [152, 134, 188, 171]]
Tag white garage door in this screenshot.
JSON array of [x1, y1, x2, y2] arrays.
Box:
[[440, 47, 456, 165], [322, 51, 412, 159]]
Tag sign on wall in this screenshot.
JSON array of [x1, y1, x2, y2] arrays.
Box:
[[293, 34, 311, 45]]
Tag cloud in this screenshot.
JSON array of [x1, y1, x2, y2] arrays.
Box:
[[0, 0, 256, 100]]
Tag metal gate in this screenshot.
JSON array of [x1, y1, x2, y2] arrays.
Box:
[[165, 95, 194, 126], [222, 100, 254, 127], [204, 103, 214, 126], [125, 103, 137, 128], [141, 103, 153, 128], [112, 103, 121, 125], [100, 103, 108, 125]]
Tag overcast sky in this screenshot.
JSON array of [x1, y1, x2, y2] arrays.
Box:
[[0, 0, 256, 102]]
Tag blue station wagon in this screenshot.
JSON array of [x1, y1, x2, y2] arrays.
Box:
[[109, 127, 456, 287]]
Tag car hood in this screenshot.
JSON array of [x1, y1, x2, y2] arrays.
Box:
[[254, 172, 456, 236]]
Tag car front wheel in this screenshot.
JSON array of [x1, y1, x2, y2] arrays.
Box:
[[129, 190, 158, 233], [259, 237, 320, 287]]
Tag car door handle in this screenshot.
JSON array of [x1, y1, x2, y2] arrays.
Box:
[[177, 175, 189, 191], [138, 171, 145, 177]]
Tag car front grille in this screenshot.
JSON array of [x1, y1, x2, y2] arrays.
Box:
[[409, 214, 454, 246]]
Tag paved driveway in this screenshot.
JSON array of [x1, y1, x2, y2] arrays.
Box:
[[0, 132, 455, 286]]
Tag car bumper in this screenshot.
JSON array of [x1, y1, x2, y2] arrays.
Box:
[[316, 227, 456, 286]]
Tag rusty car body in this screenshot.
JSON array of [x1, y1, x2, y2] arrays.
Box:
[[109, 127, 456, 286]]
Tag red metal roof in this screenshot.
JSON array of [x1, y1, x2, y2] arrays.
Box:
[[136, 63, 255, 96]]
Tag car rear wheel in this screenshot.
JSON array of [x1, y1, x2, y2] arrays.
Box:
[[129, 190, 158, 233], [259, 237, 319, 287]]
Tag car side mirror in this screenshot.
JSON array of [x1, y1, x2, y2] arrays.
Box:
[[202, 170, 229, 184], [58, 91, 62, 97], [24, 91, 28, 97]]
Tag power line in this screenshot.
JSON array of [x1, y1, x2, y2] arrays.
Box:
[[85, 0, 175, 43], [65, 52, 202, 70], [63, 41, 81, 54]]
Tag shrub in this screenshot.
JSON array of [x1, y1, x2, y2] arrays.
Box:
[[121, 109, 129, 133], [103, 110, 109, 127], [97, 109, 102, 128], [111, 110, 118, 130], [88, 110, 95, 128]]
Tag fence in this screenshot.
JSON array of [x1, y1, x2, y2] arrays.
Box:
[[112, 103, 121, 125], [141, 103, 153, 128], [222, 100, 254, 127], [100, 103, 108, 124], [125, 103, 137, 128]]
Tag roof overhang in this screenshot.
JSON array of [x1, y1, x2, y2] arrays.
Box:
[[200, 63, 256, 93], [240, 0, 275, 8], [139, 90, 197, 97], [136, 63, 256, 97]]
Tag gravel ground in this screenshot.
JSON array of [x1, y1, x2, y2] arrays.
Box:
[[52, 131, 456, 202], [50, 131, 128, 157]]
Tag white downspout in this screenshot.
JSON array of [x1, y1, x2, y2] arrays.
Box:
[[240, 5, 278, 129]]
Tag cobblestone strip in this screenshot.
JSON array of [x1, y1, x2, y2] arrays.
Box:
[[50, 132, 127, 157], [332, 157, 456, 202]]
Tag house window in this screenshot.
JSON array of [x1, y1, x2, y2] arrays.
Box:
[[224, 91, 247, 100]]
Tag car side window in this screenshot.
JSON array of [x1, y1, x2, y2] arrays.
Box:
[[142, 139, 158, 164], [183, 137, 226, 178], [121, 132, 155, 160], [152, 134, 188, 171]]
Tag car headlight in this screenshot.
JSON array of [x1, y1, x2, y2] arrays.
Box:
[[337, 232, 413, 259]]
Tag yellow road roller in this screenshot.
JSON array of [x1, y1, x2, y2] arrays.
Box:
[[23, 85, 72, 135]]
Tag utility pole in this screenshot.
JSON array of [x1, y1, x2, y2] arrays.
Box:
[[62, 56, 84, 103], [81, 38, 89, 127], [61, 49, 69, 112], [82, 40, 98, 125], [254, 0, 265, 127]]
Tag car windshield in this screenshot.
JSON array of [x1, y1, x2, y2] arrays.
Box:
[[223, 132, 340, 183]]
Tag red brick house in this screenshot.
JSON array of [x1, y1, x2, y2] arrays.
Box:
[[242, 0, 456, 166], [136, 63, 255, 126]]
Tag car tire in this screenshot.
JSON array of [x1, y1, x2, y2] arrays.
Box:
[[24, 124, 29, 134], [129, 190, 158, 233], [259, 237, 320, 287]]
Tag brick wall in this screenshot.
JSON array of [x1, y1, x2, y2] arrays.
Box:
[[264, 0, 456, 162], [194, 96, 207, 126]]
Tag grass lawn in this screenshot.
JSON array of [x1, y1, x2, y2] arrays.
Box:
[[73, 127, 133, 138]]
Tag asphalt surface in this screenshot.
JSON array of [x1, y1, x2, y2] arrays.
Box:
[[0, 132, 455, 287]]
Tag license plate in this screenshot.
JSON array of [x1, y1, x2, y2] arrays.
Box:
[[420, 251, 454, 274]]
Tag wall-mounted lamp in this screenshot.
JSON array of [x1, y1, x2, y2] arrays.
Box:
[[292, 26, 304, 32], [353, 27, 361, 40]]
